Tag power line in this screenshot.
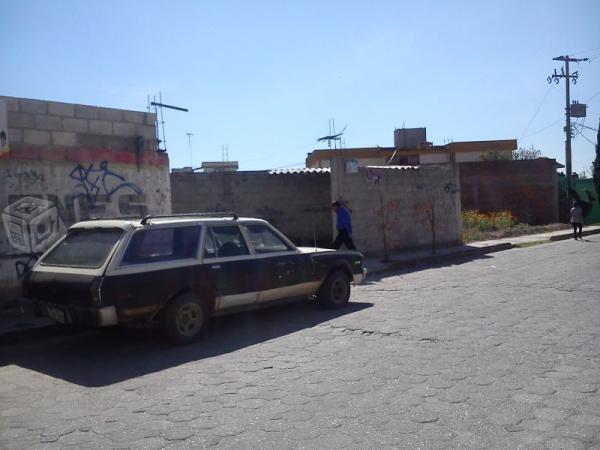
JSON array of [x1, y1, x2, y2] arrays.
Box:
[[573, 127, 596, 147], [585, 89, 600, 103], [519, 84, 554, 141], [522, 118, 563, 138], [571, 46, 600, 56], [238, 142, 314, 164], [269, 161, 305, 170], [521, 88, 600, 140]]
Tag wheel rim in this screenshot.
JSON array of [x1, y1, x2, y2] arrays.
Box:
[[176, 302, 204, 337], [331, 278, 349, 304]]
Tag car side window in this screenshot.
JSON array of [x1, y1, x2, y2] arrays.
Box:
[[209, 226, 250, 258], [203, 229, 217, 259], [121, 226, 201, 265], [244, 224, 292, 254]]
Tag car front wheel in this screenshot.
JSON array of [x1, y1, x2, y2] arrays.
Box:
[[162, 294, 209, 345], [317, 270, 351, 309]]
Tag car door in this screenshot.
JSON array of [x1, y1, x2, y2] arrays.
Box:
[[241, 223, 314, 303], [103, 224, 203, 321], [202, 224, 260, 311]]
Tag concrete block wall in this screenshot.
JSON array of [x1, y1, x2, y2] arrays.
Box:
[[2, 96, 160, 160], [331, 164, 462, 255], [0, 96, 171, 306], [460, 159, 559, 224], [171, 171, 332, 246]]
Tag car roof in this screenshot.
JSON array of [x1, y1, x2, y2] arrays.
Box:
[[69, 216, 269, 231]]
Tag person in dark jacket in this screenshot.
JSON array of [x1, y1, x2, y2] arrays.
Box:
[[331, 201, 356, 250]]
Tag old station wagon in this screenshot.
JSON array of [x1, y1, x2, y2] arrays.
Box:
[[24, 213, 367, 344]]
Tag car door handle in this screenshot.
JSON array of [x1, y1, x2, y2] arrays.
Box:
[[211, 265, 221, 270]]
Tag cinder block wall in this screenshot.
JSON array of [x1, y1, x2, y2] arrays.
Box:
[[171, 171, 332, 246], [0, 96, 171, 306], [3, 96, 159, 160], [460, 159, 558, 224], [331, 165, 462, 255]]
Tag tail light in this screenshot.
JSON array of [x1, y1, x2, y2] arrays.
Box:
[[91, 277, 104, 305]]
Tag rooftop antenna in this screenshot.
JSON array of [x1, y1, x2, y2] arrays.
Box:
[[316, 118, 347, 149], [148, 92, 188, 152], [222, 144, 229, 162], [186, 132, 194, 167]]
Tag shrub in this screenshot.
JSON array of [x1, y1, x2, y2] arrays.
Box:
[[462, 210, 517, 242]]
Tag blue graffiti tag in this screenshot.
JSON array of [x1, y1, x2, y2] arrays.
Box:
[[70, 160, 143, 208]]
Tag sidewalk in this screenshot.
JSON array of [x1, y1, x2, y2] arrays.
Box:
[[364, 224, 600, 275], [2, 224, 599, 343]]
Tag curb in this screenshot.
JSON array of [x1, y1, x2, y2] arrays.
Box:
[[369, 242, 513, 275], [548, 227, 600, 241], [367, 227, 600, 276]]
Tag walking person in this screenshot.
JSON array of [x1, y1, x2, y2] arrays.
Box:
[[331, 201, 356, 250], [570, 201, 584, 240]]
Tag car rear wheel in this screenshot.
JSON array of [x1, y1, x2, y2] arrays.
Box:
[[162, 294, 209, 345], [317, 270, 351, 309]]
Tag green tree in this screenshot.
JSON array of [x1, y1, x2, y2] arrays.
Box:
[[512, 145, 541, 160]]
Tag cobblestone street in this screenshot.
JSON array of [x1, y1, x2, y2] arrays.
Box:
[[1, 236, 599, 449]]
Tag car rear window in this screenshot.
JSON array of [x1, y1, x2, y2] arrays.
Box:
[[41, 228, 123, 269], [121, 226, 201, 265]]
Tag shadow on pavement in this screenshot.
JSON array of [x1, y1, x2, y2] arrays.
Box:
[[364, 253, 494, 283], [0, 300, 372, 387]]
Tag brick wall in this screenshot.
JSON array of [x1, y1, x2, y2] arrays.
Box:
[[0, 96, 171, 306], [460, 159, 558, 224], [171, 171, 332, 246], [331, 164, 462, 255]]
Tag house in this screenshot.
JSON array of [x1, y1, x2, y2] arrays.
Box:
[[306, 127, 516, 169]]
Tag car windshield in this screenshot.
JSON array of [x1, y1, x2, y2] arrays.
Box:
[[41, 228, 123, 269]]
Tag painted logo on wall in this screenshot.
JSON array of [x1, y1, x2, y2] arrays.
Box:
[[2, 196, 59, 253]]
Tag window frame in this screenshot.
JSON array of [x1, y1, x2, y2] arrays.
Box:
[[39, 227, 124, 270], [201, 224, 254, 262], [241, 223, 294, 255], [113, 223, 203, 272]]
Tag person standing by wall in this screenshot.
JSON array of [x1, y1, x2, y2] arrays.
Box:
[[570, 201, 584, 240], [331, 201, 356, 250]]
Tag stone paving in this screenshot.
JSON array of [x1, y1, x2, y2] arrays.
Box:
[[1, 236, 599, 449]]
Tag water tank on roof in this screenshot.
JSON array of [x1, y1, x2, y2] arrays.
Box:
[[394, 127, 427, 148]]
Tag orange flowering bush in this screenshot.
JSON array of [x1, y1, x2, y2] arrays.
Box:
[[462, 210, 517, 241]]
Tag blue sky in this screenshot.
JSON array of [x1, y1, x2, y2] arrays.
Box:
[[2, 0, 599, 174]]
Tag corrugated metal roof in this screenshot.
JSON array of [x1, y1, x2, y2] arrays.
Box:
[[365, 165, 420, 170], [268, 167, 331, 175]]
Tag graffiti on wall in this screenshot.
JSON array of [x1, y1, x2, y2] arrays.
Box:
[[70, 160, 143, 209], [2, 168, 45, 189], [2, 161, 148, 280], [2, 196, 60, 254]]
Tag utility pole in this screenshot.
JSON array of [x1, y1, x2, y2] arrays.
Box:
[[547, 55, 588, 194]]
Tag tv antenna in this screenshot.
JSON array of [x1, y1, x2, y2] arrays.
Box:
[[317, 118, 346, 149], [186, 132, 194, 167], [222, 144, 229, 162], [147, 92, 188, 152]]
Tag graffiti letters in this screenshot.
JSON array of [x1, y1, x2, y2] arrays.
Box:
[[70, 160, 142, 209], [2, 168, 44, 189]]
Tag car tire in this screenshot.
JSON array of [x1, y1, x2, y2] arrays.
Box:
[[162, 293, 209, 345], [317, 270, 351, 309]]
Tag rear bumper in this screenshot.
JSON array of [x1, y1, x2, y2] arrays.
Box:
[[34, 301, 118, 327], [353, 268, 368, 285]]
